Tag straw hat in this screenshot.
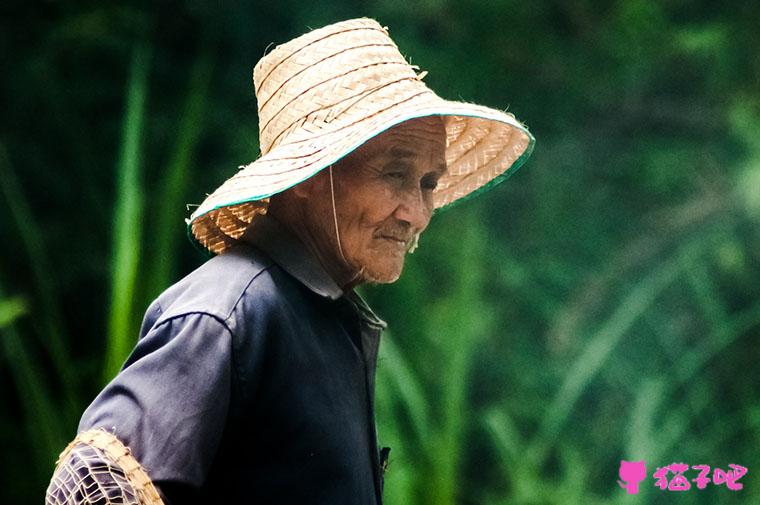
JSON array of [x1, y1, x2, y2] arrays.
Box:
[[188, 17, 535, 254]]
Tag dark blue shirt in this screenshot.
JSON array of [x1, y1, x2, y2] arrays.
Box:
[[79, 215, 389, 504]]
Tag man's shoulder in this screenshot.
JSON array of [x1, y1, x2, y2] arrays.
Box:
[[151, 242, 286, 327]]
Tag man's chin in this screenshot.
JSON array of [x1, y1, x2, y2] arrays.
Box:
[[356, 260, 404, 285]]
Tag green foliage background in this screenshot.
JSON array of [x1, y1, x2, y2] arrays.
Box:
[[1, 1, 759, 503]]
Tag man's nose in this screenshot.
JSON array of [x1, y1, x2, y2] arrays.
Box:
[[393, 185, 432, 231]]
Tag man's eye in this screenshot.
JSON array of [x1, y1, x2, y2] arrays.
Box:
[[421, 175, 439, 191], [385, 171, 405, 180]]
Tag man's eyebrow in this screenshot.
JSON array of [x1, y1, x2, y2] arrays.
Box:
[[389, 146, 415, 158], [388, 146, 447, 173]]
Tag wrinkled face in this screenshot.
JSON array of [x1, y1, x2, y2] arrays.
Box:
[[310, 116, 447, 285]]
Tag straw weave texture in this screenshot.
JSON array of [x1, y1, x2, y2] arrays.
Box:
[[189, 18, 534, 254], [46, 429, 164, 505]]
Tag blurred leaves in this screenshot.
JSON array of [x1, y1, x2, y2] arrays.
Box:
[[0, 296, 27, 329], [0, 145, 80, 424], [1, 1, 759, 504], [0, 285, 63, 484]]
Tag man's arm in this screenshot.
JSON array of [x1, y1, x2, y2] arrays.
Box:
[[47, 311, 234, 503]]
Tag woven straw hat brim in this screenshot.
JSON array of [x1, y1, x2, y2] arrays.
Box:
[[190, 102, 533, 254], [188, 18, 535, 254]]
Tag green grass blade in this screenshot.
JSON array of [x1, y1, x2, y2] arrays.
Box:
[[673, 300, 760, 387], [649, 376, 712, 460], [684, 253, 729, 329], [624, 376, 664, 461], [612, 376, 665, 505], [425, 211, 491, 505], [103, 35, 152, 383], [484, 408, 536, 501], [0, 296, 27, 329], [377, 331, 432, 451], [146, 47, 213, 298], [0, 144, 80, 424], [375, 343, 422, 505], [0, 284, 64, 481]]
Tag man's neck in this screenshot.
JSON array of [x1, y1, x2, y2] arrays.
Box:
[[266, 199, 362, 291]]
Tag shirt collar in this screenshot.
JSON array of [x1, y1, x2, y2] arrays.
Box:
[[240, 214, 387, 329]]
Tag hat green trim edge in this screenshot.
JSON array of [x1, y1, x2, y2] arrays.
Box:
[[186, 112, 536, 256], [435, 127, 535, 214]]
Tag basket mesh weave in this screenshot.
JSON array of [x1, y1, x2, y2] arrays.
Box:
[[46, 429, 164, 505]]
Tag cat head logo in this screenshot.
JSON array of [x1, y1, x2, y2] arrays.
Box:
[[618, 460, 647, 494]]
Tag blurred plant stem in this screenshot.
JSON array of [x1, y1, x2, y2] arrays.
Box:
[[0, 296, 27, 329], [425, 211, 491, 505], [146, 46, 213, 299], [103, 33, 152, 383], [0, 145, 80, 426], [0, 283, 64, 482]]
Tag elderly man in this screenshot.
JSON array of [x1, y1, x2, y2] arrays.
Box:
[[46, 17, 533, 505]]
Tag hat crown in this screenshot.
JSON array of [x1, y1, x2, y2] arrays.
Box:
[[189, 18, 533, 255], [252, 18, 420, 155]]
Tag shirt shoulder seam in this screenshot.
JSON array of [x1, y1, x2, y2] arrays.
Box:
[[152, 310, 234, 338], [223, 261, 277, 323]]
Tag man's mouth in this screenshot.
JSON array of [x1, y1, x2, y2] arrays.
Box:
[[379, 235, 409, 247]]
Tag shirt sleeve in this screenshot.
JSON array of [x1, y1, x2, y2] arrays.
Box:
[[78, 311, 233, 488]]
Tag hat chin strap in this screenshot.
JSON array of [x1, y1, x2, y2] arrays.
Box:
[[328, 165, 365, 284]]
